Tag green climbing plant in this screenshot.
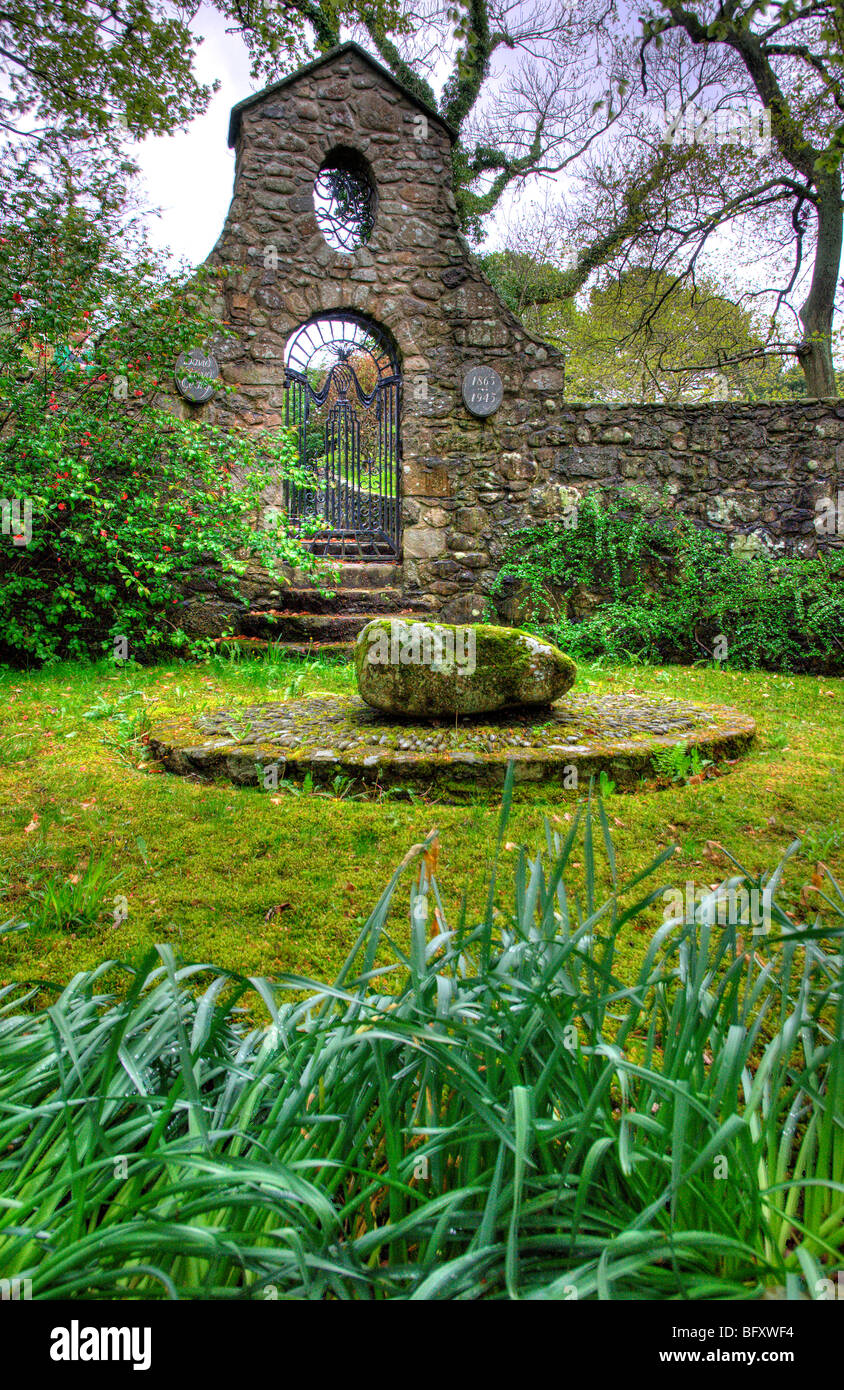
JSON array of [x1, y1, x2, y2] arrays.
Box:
[[493, 492, 844, 674]]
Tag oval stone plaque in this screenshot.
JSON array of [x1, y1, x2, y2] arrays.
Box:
[[462, 365, 503, 418], [174, 350, 219, 404]]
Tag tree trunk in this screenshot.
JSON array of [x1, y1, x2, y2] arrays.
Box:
[[798, 173, 842, 398]]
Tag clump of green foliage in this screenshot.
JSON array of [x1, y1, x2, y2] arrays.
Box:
[[493, 493, 844, 673], [1, 775, 842, 1300], [0, 163, 312, 665]]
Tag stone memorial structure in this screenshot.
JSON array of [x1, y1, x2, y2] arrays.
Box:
[[180, 40, 842, 641]]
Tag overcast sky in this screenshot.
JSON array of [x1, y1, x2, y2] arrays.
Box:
[[130, 13, 250, 268]]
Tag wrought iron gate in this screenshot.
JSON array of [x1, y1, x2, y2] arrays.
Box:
[[283, 315, 401, 558]]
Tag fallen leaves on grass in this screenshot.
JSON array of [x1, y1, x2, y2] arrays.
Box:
[[800, 866, 826, 907]]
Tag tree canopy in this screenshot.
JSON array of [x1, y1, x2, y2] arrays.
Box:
[[482, 250, 791, 400], [1, 0, 840, 395]]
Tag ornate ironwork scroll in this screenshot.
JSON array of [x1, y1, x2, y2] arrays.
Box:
[[284, 314, 401, 559], [312, 154, 375, 253]]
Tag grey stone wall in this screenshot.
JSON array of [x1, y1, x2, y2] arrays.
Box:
[[194, 44, 842, 622], [445, 398, 844, 623]]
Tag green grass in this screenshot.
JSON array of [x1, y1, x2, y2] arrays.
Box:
[[0, 652, 842, 987], [0, 781, 841, 1299]]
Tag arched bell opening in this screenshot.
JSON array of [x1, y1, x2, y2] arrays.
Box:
[[283, 313, 402, 560]]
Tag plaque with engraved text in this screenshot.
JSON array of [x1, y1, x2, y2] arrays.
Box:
[[174, 351, 219, 404], [462, 365, 503, 417]]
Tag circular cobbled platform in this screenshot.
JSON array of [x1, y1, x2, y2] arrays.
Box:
[[148, 691, 756, 798]]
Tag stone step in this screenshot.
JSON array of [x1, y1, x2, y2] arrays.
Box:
[[251, 586, 416, 616], [289, 561, 402, 590], [214, 636, 354, 660], [302, 535, 398, 563], [240, 610, 415, 643]]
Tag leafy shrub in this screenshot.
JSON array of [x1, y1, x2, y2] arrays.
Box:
[[493, 493, 844, 673], [1, 774, 842, 1299], [0, 166, 312, 665]]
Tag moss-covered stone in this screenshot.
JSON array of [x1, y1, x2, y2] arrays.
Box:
[[354, 619, 577, 716]]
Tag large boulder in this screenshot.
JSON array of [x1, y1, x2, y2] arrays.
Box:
[[355, 619, 576, 717]]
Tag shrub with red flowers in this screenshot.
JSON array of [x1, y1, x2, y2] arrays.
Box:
[[0, 166, 314, 664]]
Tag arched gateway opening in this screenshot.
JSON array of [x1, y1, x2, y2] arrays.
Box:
[[283, 313, 401, 561]]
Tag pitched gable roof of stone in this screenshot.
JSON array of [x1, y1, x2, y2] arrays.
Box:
[[227, 40, 458, 147]]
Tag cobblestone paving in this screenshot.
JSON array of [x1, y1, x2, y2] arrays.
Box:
[[149, 692, 756, 795]]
